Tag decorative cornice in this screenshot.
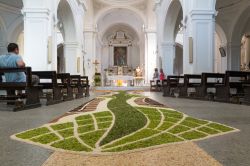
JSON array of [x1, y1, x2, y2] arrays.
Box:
[[22, 8, 50, 19], [64, 42, 80, 48]]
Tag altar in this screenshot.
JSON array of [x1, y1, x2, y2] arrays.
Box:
[[104, 66, 144, 87], [107, 75, 134, 87]]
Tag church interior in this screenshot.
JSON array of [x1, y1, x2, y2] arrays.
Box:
[[1, 0, 250, 166], [0, 0, 250, 86]]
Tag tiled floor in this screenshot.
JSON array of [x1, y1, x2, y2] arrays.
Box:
[[145, 92, 250, 166]]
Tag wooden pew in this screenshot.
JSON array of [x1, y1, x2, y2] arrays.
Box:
[[163, 76, 184, 97], [70, 75, 84, 98], [195, 73, 225, 100], [0, 67, 41, 111], [215, 71, 250, 103], [0, 72, 2, 82], [150, 80, 161, 92], [177, 74, 202, 97], [57, 73, 74, 101], [243, 84, 250, 104], [81, 76, 90, 97], [32, 71, 63, 105]]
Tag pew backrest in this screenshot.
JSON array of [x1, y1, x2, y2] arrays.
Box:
[[184, 74, 202, 87], [57, 73, 71, 86], [0, 67, 32, 89], [167, 75, 184, 86], [70, 75, 81, 86], [81, 76, 89, 87], [225, 71, 250, 87], [32, 71, 58, 88], [201, 73, 225, 87]]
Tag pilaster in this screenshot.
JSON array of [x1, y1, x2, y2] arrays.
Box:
[[144, 31, 157, 84], [22, 7, 50, 71], [186, 9, 216, 74], [161, 41, 176, 75]]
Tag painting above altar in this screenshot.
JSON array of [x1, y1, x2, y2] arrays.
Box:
[[114, 47, 127, 66]]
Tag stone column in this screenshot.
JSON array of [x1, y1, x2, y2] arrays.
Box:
[[22, 4, 50, 71], [161, 42, 175, 75], [64, 42, 79, 74], [84, 29, 97, 84], [245, 36, 250, 69], [227, 42, 241, 71], [109, 46, 114, 66], [185, 10, 215, 74], [144, 31, 157, 84]]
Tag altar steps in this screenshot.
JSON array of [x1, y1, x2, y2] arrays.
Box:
[[94, 86, 150, 91]]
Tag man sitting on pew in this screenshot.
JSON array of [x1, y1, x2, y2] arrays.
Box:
[[0, 43, 39, 85]]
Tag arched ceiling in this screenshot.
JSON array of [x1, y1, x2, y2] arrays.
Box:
[[0, 0, 22, 8], [102, 23, 139, 42], [216, 0, 242, 10], [97, 8, 143, 38], [96, 0, 146, 5], [215, 0, 250, 42]]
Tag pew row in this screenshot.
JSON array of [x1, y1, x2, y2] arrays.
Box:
[[0, 67, 41, 111]]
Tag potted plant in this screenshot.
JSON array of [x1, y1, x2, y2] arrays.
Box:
[[94, 73, 101, 86]]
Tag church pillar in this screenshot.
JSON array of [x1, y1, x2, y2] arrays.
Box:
[[22, 1, 50, 71], [184, 10, 215, 74], [245, 36, 250, 69], [84, 29, 97, 84], [144, 31, 157, 84], [64, 42, 80, 74], [161, 42, 175, 75], [109, 46, 114, 66], [227, 42, 241, 71]]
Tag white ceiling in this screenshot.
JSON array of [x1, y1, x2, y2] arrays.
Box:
[[96, 0, 146, 5], [0, 0, 22, 8]]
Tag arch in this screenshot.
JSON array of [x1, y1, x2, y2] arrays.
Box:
[[7, 16, 24, 43], [231, 5, 250, 44], [215, 23, 227, 46], [0, 15, 7, 42], [57, 0, 83, 74], [163, 0, 183, 42], [101, 23, 140, 43], [227, 4, 250, 70], [0, 15, 7, 54], [57, 0, 77, 43]]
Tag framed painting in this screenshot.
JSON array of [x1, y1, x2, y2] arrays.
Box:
[[114, 47, 127, 66]]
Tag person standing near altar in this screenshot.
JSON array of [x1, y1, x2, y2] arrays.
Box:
[[159, 68, 165, 81], [153, 68, 159, 80]]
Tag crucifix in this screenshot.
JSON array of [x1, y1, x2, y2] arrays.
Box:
[[93, 60, 100, 73]]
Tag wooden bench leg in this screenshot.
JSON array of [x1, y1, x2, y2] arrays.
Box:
[[12, 87, 41, 111], [76, 87, 84, 99], [85, 86, 90, 97], [46, 87, 63, 105], [163, 87, 171, 97], [195, 87, 206, 99], [178, 87, 187, 97], [215, 87, 230, 102], [63, 87, 74, 101]]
